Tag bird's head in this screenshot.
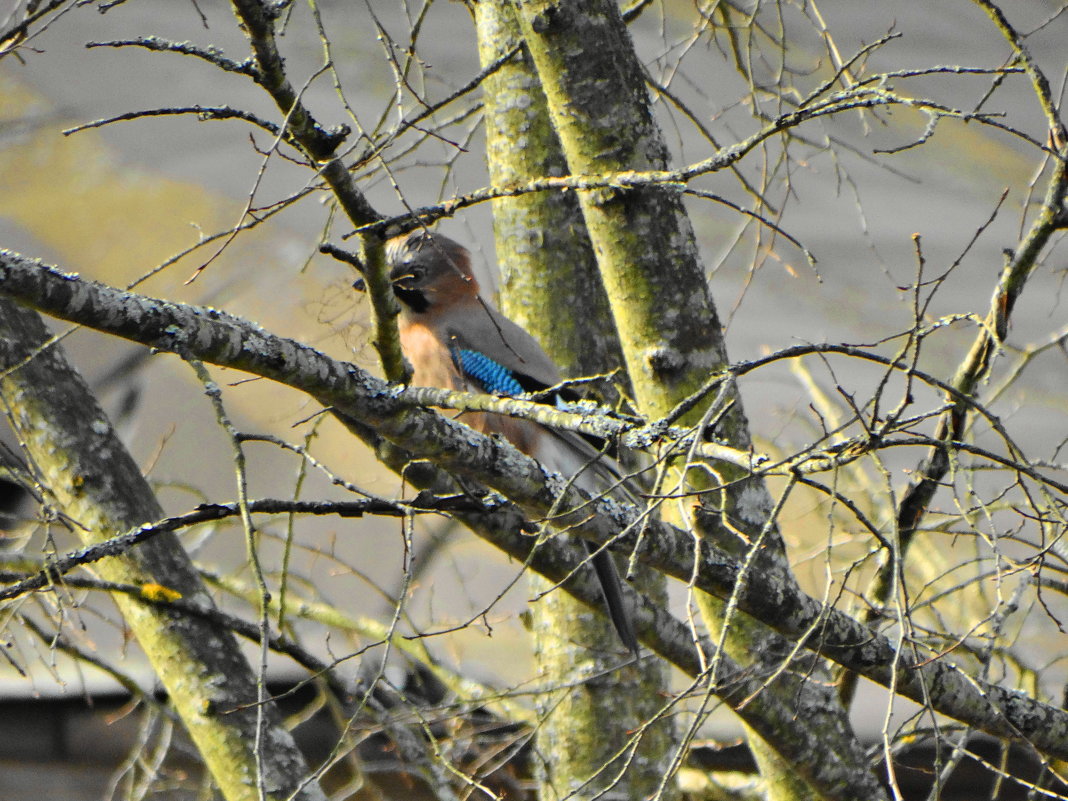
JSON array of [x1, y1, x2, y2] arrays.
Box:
[[383, 230, 479, 316]]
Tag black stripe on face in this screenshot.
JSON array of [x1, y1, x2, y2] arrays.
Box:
[[394, 285, 430, 314]]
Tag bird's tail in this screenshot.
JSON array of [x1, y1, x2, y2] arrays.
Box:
[[586, 540, 640, 656], [536, 430, 645, 655]]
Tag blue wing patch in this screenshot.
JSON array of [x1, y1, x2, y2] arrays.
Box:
[[457, 349, 525, 396]]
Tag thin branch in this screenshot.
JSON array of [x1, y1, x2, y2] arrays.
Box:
[[63, 104, 286, 139], [86, 36, 256, 76]]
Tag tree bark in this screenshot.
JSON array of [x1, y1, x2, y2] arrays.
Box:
[[474, 3, 676, 799], [509, 2, 881, 798], [0, 299, 325, 801]]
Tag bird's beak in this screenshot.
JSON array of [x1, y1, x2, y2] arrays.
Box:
[[389, 270, 418, 292], [353, 271, 415, 293]]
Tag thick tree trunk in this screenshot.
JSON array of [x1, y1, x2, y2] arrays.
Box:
[[509, 2, 883, 798], [0, 299, 325, 801], [474, 3, 676, 799]]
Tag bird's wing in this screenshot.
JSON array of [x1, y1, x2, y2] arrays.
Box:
[[441, 304, 561, 389], [442, 304, 641, 654], [441, 309, 636, 499]]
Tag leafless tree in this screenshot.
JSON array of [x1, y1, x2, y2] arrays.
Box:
[[1, 1, 1066, 800]]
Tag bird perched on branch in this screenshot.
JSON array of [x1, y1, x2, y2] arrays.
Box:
[[376, 228, 639, 654]]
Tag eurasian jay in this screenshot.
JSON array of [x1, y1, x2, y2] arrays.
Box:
[[379, 229, 639, 654]]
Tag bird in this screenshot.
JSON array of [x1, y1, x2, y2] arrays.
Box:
[[374, 228, 640, 655]]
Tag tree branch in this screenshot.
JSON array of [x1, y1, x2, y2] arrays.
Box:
[[4, 250, 1068, 761]]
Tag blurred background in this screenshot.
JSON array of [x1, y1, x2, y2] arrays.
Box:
[[1, 0, 1066, 797]]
